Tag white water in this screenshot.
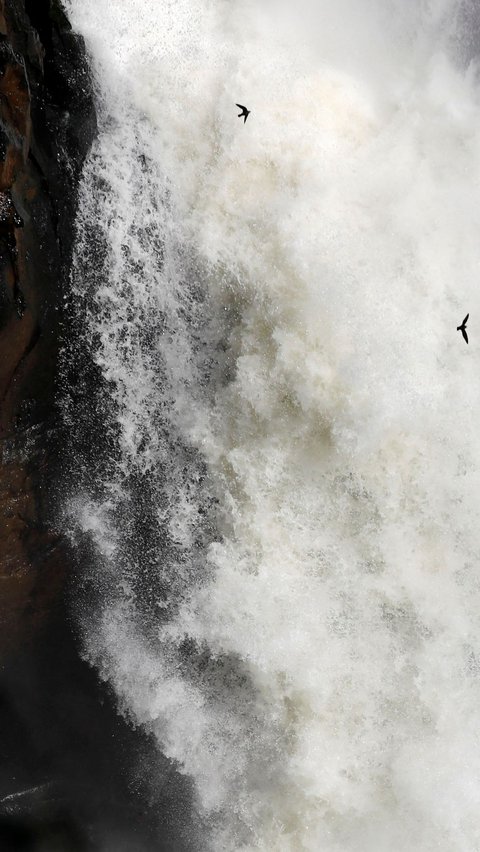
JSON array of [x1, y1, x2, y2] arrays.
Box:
[[65, 0, 480, 848]]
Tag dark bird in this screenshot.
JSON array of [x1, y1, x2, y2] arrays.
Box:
[[457, 313, 469, 344], [236, 103, 250, 123]]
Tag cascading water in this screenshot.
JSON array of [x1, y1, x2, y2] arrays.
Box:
[[63, 0, 480, 848]]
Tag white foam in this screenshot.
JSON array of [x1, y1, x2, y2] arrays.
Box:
[[65, 0, 480, 848]]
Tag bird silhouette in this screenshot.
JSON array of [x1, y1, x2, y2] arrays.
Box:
[[457, 313, 469, 344], [236, 103, 250, 123]]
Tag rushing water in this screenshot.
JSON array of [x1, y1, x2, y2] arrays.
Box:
[[63, 0, 480, 849]]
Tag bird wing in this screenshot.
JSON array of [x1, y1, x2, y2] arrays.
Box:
[[464, 313, 469, 325], [236, 104, 246, 110], [462, 327, 469, 344]]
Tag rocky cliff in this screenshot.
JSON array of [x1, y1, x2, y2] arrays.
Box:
[[0, 0, 95, 656]]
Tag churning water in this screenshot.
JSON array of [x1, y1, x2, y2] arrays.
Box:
[[64, 0, 480, 848]]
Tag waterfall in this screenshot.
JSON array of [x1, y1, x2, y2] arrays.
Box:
[[64, 0, 480, 848]]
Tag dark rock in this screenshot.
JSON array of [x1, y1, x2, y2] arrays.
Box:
[[0, 617, 195, 851], [0, 0, 96, 655]]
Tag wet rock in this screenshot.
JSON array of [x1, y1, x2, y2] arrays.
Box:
[[0, 0, 96, 656]]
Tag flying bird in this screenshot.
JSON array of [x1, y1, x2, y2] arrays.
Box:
[[457, 313, 469, 344], [236, 103, 250, 123]]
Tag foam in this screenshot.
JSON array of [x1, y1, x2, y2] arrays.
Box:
[[65, 0, 480, 847]]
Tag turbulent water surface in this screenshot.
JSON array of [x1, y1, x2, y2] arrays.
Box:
[[64, 0, 480, 848]]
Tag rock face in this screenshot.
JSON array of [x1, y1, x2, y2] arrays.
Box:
[[0, 0, 96, 656]]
